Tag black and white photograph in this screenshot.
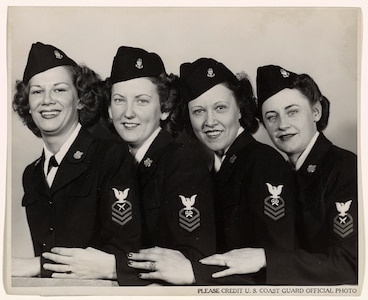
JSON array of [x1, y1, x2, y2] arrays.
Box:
[[1, 0, 367, 299]]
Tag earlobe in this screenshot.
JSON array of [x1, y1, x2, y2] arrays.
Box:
[[160, 111, 170, 121], [108, 106, 113, 119], [312, 102, 322, 122], [77, 100, 84, 110]]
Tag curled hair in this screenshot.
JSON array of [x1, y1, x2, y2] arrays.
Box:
[[182, 71, 259, 136], [12, 65, 103, 137], [292, 74, 330, 131], [103, 73, 183, 138], [148, 73, 183, 136], [224, 72, 259, 134]]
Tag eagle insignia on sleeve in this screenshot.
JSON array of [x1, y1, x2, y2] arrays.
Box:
[[333, 200, 354, 238], [264, 183, 285, 221], [111, 187, 133, 226], [178, 194, 200, 232]]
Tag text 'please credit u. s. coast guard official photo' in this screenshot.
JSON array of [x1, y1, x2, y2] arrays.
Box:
[[1, 0, 367, 299]]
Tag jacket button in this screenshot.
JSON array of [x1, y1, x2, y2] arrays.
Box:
[[49, 227, 54, 232]]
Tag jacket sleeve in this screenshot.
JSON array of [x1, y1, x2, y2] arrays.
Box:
[[266, 152, 357, 285], [250, 146, 297, 251], [164, 142, 217, 285], [97, 142, 144, 285]]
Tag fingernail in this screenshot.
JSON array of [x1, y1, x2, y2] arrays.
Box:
[[138, 273, 142, 278], [127, 260, 132, 265], [127, 253, 133, 258]]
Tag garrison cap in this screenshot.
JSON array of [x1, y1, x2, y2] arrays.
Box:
[[110, 46, 166, 84], [180, 58, 236, 102], [23, 42, 78, 83], [256, 65, 298, 113]]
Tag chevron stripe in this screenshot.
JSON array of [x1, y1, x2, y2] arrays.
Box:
[[264, 205, 285, 217], [179, 216, 200, 228], [264, 210, 285, 221], [112, 214, 132, 227], [180, 221, 200, 232], [334, 223, 353, 234], [334, 227, 353, 238]]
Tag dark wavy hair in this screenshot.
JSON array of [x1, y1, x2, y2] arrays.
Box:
[[103, 73, 183, 137], [182, 72, 259, 136], [12, 65, 103, 137], [292, 74, 330, 131]]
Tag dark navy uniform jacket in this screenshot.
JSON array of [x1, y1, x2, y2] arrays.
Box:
[[22, 128, 142, 285], [136, 130, 216, 285], [212, 131, 297, 285], [266, 133, 358, 285]]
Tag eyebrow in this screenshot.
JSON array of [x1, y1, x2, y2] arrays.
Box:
[[29, 82, 70, 88], [135, 94, 152, 98], [264, 110, 277, 115], [265, 104, 300, 114], [112, 93, 152, 98], [111, 93, 124, 98], [190, 106, 204, 111], [285, 104, 299, 109]]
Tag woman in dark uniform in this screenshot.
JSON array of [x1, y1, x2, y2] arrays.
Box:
[[200, 64, 358, 285], [103, 46, 216, 285], [12, 42, 141, 285], [180, 58, 297, 284], [255, 65, 357, 284]]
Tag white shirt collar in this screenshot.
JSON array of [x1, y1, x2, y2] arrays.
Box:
[[294, 131, 320, 171], [134, 127, 162, 164], [43, 123, 82, 175], [213, 126, 244, 172]]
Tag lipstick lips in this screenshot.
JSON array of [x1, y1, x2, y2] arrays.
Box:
[[204, 129, 223, 139], [40, 109, 61, 119], [122, 122, 139, 129], [277, 133, 297, 141]]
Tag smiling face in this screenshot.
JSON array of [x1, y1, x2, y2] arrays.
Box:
[[28, 66, 80, 140], [109, 77, 169, 152], [188, 84, 241, 155], [262, 88, 321, 164]]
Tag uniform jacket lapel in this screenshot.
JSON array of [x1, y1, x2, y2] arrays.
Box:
[[296, 134, 332, 191], [28, 154, 50, 198], [216, 131, 254, 184], [295, 133, 333, 223], [50, 128, 94, 195], [138, 130, 173, 188]]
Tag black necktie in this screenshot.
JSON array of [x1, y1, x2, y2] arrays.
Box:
[[47, 155, 59, 174]]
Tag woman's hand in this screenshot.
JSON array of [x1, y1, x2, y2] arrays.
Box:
[[127, 247, 195, 285], [42, 247, 117, 280], [199, 248, 266, 278], [12, 257, 40, 277]]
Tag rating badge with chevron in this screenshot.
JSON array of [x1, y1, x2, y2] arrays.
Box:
[[111, 187, 133, 227], [179, 194, 200, 232], [334, 200, 354, 238], [264, 183, 285, 221]]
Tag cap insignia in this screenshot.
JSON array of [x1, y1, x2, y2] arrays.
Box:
[[54, 50, 63, 60], [135, 58, 143, 69], [73, 151, 84, 160], [207, 68, 215, 78], [144, 157, 153, 167], [307, 164, 316, 173], [280, 68, 290, 78]]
